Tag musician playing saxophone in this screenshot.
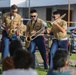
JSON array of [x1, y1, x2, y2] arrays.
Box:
[[1, 4, 22, 58], [26, 9, 48, 69], [46, 11, 68, 70]]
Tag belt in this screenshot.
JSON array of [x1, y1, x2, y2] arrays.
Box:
[[60, 38, 68, 40]]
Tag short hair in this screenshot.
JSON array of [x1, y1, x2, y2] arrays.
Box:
[[11, 4, 18, 10], [30, 9, 37, 13], [13, 49, 33, 69], [53, 10, 60, 15], [2, 57, 15, 71], [53, 50, 68, 70], [9, 40, 23, 57]]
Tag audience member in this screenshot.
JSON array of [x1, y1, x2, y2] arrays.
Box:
[[9, 39, 23, 57], [47, 50, 76, 75], [2, 40, 23, 71], [2, 49, 38, 75], [2, 57, 14, 71]]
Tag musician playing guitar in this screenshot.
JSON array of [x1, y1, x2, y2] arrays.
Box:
[[1, 4, 22, 58], [26, 9, 48, 69]]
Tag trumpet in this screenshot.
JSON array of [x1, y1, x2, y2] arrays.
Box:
[[47, 13, 66, 27]]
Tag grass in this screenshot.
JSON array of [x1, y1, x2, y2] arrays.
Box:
[[35, 67, 47, 75], [0, 53, 2, 75], [70, 53, 76, 69], [35, 52, 48, 75], [0, 64, 1, 72], [70, 54, 76, 60]]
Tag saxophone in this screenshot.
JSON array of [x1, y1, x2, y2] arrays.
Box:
[[25, 27, 45, 48], [8, 20, 16, 38], [8, 28, 15, 38]]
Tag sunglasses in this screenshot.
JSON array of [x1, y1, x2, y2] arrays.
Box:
[[31, 15, 36, 18], [52, 16, 55, 18], [12, 10, 17, 13]]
